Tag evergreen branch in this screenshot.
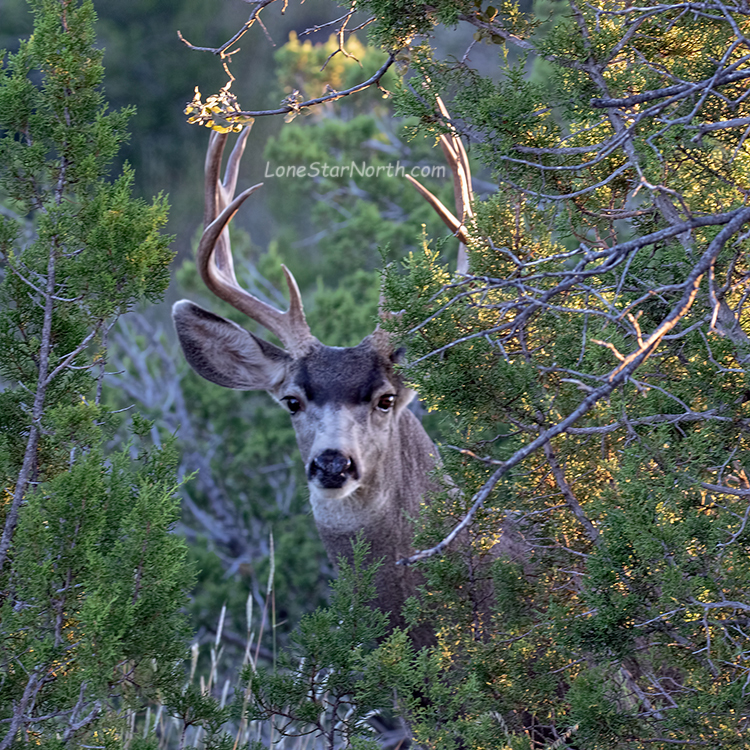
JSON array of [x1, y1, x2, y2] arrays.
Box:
[[44, 322, 103, 387], [61, 683, 100, 743], [702, 482, 750, 497], [406, 207, 750, 368], [591, 1, 750, 17], [565, 410, 730, 434], [401, 206, 750, 564], [610, 207, 750, 378], [514, 143, 606, 155], [690, 599, 750, 613], [690, 116, 750, 139], [543, 442, 600, 544], [637, 739, 710, 746]]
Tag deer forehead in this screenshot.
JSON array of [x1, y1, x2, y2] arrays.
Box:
[[289, 344, 397, 405]]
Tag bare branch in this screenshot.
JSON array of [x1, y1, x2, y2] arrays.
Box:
[[543, 442, 600, 544], [0, 246, 57, 571], [177, 0, 278, 56], [0, 670, 43, 750], [229, 54, 396, 119]]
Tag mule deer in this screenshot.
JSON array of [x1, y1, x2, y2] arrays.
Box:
[[172, 113, 475, 646]]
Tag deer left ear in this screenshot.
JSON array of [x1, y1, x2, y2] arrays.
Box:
[[172, 300, 291, 391], [368, 327, 395, 360]]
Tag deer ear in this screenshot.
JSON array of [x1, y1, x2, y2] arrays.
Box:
[[172, 300, 291, 391]]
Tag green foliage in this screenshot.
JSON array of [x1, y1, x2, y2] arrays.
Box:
[[354, 0, 468, 48], [246, 535, 414, 748], [1, 435, 192, 741], [0, 1, 189, 746], [371, 0, 750, 747], [46, 0, 750, 745]]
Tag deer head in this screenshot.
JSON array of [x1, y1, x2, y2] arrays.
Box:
[[173, 114, 472, 538]]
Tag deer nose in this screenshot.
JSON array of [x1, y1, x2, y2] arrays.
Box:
[[308, 449, 358, 488]]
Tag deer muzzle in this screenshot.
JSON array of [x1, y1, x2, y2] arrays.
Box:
[[308, 449, 359, 490]]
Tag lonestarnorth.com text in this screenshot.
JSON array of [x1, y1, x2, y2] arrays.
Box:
[[263, 160, 447, 180]]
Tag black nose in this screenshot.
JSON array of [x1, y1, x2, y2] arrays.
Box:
[[308, 449, 358, 488]]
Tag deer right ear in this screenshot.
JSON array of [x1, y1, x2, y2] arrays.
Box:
[[172, 300, 291, 391]]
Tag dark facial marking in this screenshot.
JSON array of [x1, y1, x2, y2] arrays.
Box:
[[294, 344, 389, 406]]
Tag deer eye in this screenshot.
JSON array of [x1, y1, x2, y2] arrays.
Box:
[[376, 394, 396, 412], [283, 396, 303, 415]]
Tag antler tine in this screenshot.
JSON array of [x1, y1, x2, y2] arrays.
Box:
[[406, 96, 474, 274], [198, 129, 316, 356], [203, 129, 248, 282], [434, 97, 473, 226]]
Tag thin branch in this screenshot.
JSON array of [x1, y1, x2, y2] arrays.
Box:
[[0, 670, 43, 750], [44, 322, 102, 386], [228, 54, 395, 118], [591, 67, 750, 109], [543, 442, 600, 543], [0, 245, 57, 571], [177, 0, 278, 56]]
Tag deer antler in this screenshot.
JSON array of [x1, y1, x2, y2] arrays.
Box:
[[406, 96, 474, 274], [198, 129, 317, 356]]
